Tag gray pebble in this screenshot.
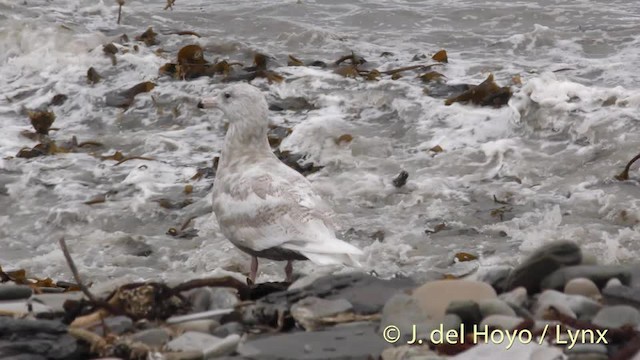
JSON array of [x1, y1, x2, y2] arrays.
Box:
[[592, 305, 640, 328]]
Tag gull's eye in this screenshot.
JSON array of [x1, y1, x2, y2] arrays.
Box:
[[223, 92, 231, 99]]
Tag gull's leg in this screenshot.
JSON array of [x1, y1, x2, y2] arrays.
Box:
[[249, 256, 258, 284], [284, 260, 293, 283]]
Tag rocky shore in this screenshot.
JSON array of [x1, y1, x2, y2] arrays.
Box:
[[2, 240, 640, 360]]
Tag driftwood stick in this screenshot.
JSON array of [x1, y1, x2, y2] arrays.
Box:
[[58, 237, 97, 303]]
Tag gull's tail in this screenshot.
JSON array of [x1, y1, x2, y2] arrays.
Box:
[[283, 237, 364, 268]]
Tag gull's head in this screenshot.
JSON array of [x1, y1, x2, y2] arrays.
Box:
[[198, 83, 269, 130]]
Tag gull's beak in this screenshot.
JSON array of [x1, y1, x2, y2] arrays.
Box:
[[197, 97, 218, 109]]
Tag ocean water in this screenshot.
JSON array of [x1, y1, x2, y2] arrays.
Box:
[[1, 0, 639, 287]]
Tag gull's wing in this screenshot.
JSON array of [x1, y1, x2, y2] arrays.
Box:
[[213, 160, 362, 264]]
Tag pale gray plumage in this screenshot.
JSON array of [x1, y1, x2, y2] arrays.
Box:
[[199, 83, 363, 283]]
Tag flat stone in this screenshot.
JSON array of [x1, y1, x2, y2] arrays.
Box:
[[499, 287, 528, 307], [0, 285, 32, 300], [480, 315, 524, 330], [171, 319, 219, 334], [591, 305, 640, 328], [412, 280, 497, 322], [203, 334, 241, 358], [129, 328, 172, 347], [211, 322, 244, 338], [0, 300, 52, 315], [564, 278, 601, 300], [0, 333, 88, 359], [0, 317, 66, 335], [167, 331, 223, 352], [257, 272, 415, 316], [505, 241, 581, 294], [541, 265, 631, 291], [30, 292, 85, 313], [291, 296, 353, 330], [533, 290, 601, 320], [237, 323, 389, 360], [446, 300, 482, 326], [478, 299, 516, 317]]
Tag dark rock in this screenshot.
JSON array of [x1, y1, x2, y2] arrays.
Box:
[[0, 333, 88, 360], [274, 149, 323, 177], [446, 300, 482, 326], [541, 265, 631, 291], [0, 285, 32, 300], [113, 235, 153, 257], [505, 241, 581, 294], [603, 285, 640, 309], [49, 94, 68, 107], [392, 171, 409, 188], [237, 323, 389, 360], [242, 273, 415, 327], [0, 317, 66, 336], [211, 322, 244, 338], [268, 97, 315, 112]]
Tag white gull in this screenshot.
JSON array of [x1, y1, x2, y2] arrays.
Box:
[[198, 83, 363, 283]]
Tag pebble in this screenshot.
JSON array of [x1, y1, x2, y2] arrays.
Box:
[[166, 331, 224, 352], [380, 293, 433, 343], [0, 284, 33, 300], [446, 300, 482, 326], [184, 287, 239, 313], [499, 286, 528, 307], [480, 315, 524, 330], [564, 278, 601, 300], [541, 265, 631, 290], [203, 334, 241, 358], [533, 290, 601, 319], [412, 280, 497, 322], [602, 284, 640, 309], [505, 241, 582, 294], [591, 305, 640, 328], [605, 277, 623, 289], [171, 319, 219, 334], [129, 328, 172, 347], [93, 316, 133, 336], [478, 298, 517, 317], [291, 296, 353, 330]]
